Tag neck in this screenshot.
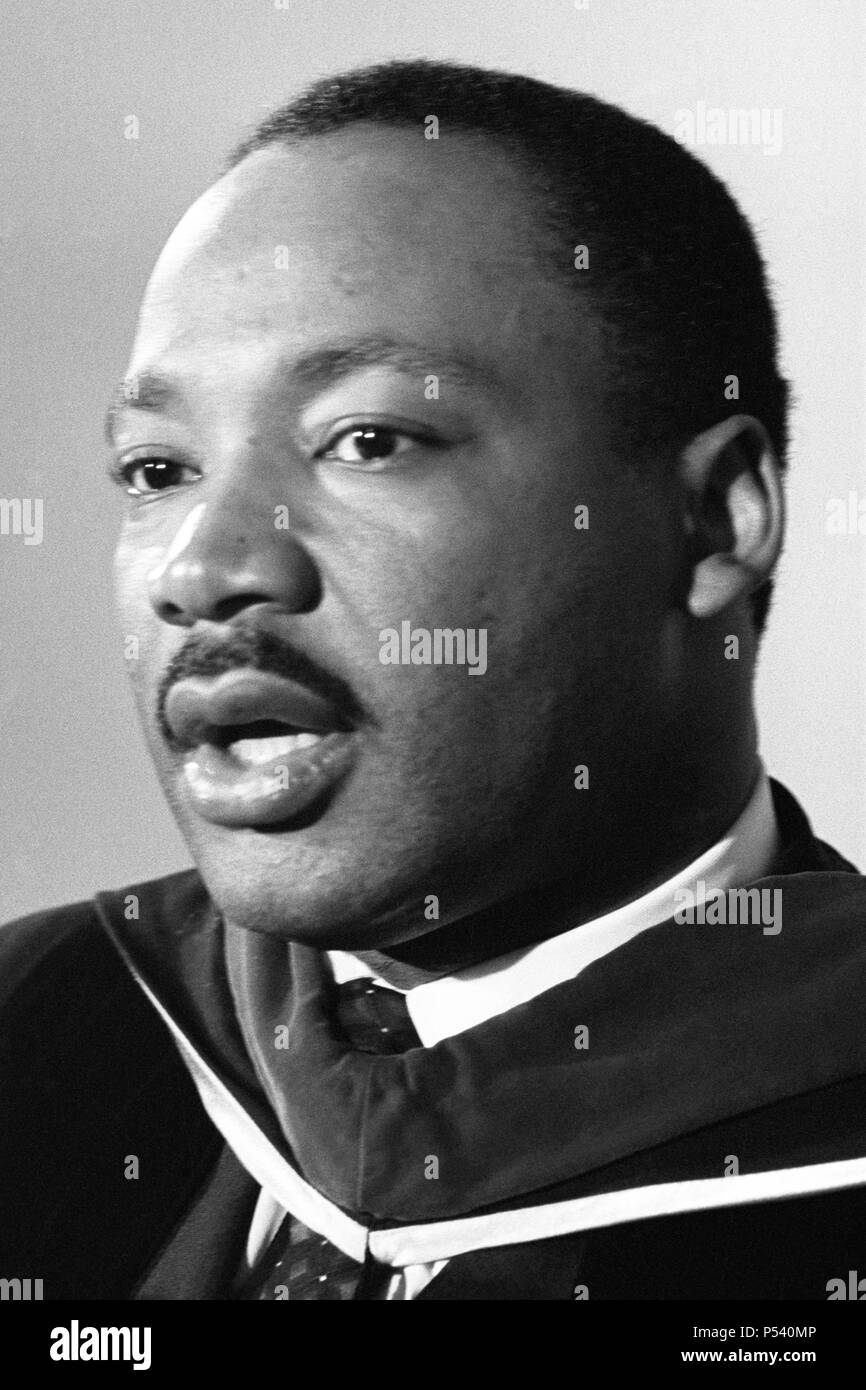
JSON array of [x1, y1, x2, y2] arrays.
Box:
[[353, 752, 762, 990]]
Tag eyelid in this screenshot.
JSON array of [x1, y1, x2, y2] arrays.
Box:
[[313, 414, 442, 452], [107, 446, 202, 495], [312, 421, 445, 476]]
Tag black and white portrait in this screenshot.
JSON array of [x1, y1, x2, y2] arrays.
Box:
[[1, 0, 864, 1345]]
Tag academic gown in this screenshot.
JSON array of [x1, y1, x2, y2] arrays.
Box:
[[1, 779, 865, 1301]]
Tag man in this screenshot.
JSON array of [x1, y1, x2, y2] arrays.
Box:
[[1, 60, 864, 1301]]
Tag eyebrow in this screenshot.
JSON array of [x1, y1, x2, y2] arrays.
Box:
[[104, 335, 499, 445], [104, 372, 181, 445], [285, 334, 499, 393]]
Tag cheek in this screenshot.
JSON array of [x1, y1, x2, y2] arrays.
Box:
[[113, 528, 165, 614], [321, 511, 495, 650], [113, 530, 142, 590], [113, 533, 174, 700]]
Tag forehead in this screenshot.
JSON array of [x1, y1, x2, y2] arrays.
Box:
[[149, 127, 543, 290], [131, 126, 604, 403]]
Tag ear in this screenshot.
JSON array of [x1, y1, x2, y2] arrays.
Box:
[[678, 415, 785, 621]]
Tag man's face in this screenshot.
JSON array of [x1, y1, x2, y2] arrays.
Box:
[[111, 126, 680, 947]]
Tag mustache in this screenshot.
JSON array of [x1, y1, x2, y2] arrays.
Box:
[[155, 628, 367, 746]]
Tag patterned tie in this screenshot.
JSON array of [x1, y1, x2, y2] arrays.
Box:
[[235, 978, 421, 1300]]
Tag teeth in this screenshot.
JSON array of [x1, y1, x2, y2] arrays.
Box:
[[228, 732, 322, 765]]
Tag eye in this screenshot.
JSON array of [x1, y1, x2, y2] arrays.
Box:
[[317, 424, 425, 470], [113, 456, 200, 496]]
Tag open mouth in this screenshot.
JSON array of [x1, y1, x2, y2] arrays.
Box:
[[163, 671, 360, 828], [213, 719, 327, 766]]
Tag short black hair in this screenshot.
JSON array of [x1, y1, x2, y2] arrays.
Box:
[[229, 60, 789, 633]]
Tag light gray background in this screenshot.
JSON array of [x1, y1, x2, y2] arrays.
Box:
[[1, 0, 864, 921]]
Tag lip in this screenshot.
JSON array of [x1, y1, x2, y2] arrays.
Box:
[[164, 669, 353, 750], [163, 669, 359, 828], [180, 729, 358, 827]]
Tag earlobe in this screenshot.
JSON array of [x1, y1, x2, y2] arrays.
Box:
[[679, 415, 785, 621]]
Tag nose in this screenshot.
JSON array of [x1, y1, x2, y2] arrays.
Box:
[[147, 491, 321, 627]]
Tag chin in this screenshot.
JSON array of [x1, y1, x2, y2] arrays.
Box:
[[186, 836, 430, 949]]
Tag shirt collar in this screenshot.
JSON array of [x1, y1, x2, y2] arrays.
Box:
[[329, 767, 779, 1046]]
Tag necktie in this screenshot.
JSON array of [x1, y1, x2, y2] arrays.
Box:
[[332, 976, 425, 1055], [235, 979, 421, 1300]]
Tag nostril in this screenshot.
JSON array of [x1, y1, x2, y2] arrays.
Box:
[[212, 594, 274, 623], [155, 599, 195, 627]]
